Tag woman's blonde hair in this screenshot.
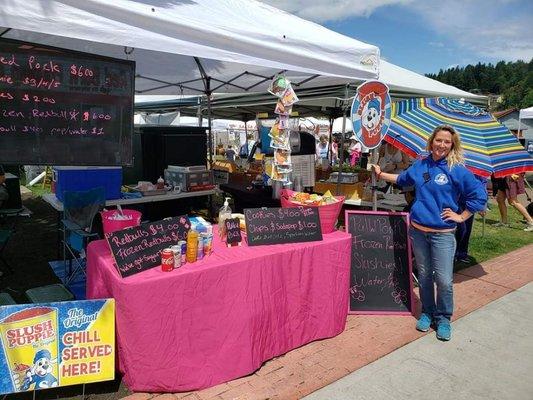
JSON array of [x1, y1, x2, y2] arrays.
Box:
[[426, 124, 465, 169]]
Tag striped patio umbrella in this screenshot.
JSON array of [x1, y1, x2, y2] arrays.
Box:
[[385, 97, 533, 177]]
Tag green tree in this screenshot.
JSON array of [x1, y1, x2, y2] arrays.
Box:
[[425, 59, 533, 110]]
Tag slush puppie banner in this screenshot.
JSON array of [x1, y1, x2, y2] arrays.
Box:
[[0, 299, 115, 395]]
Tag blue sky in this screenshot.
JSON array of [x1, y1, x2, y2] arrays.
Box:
[[263, 0, 533, 75]]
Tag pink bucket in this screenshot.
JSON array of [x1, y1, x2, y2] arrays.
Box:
[[280, 189, 345, 234], [101, 209, 142, 235]]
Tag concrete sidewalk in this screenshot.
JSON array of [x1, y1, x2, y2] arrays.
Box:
[[124, 243, 533, 400], [305, 282, 533, 400]]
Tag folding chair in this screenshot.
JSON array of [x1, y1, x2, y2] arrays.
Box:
[[61, 186, 106, 285]]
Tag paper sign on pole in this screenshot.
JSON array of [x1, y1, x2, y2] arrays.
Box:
[[0, 299, 115, 395]]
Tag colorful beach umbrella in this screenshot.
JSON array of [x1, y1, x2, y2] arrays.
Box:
[[385, 97, 533, 178]]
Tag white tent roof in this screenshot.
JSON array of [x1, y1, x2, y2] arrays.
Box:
[[132, 57, 487, 117], [379, 61, 483, 101], [519, 106, 533, 120], [0, 0, 379, 94]]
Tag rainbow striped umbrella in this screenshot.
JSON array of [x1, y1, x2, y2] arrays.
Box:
[[385, 97, 533, 178]]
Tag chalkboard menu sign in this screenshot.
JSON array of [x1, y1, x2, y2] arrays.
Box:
[[224, 218, 242, 245], [106, 216, 190, 278], [346, 211, 414, 315], [244, 207, 322, 246], [0, 38, 134, 165]]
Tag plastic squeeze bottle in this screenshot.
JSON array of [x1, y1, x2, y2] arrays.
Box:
[[218, 197, 232, 239], [156, 176, 165, 190]]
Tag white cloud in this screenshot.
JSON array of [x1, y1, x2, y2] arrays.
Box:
[[405, 0, 533, 61], [260, 0, 533, 62], [261, 0, 412, 22]]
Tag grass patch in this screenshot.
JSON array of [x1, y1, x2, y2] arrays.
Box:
[[25, 184, 51, 198], [20, 172, 52, 199], [462, 202, 533, 267]]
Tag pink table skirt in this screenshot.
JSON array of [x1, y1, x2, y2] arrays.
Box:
[[87, 229, 351, 392]]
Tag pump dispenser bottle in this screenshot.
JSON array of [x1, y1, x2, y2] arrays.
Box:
[[218, 197, 232, 238]]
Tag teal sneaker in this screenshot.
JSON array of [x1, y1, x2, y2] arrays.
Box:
[[416, 313, 432, 332], [436, 320, 451, 341]]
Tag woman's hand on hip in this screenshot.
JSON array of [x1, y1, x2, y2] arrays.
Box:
[[441, 208, 463, 223]]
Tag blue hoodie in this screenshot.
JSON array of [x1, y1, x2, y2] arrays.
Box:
[[397, 156, 487, 230]]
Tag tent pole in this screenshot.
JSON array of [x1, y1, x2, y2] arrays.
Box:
[[206, 80, 213, 166], [328, 117, 334, 163], [336, 112, 347, 196], [194, 57, 213, 166], [336, 85, 350, 196]]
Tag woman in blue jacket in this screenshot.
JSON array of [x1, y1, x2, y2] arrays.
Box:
[[372, 125, 487, 341]]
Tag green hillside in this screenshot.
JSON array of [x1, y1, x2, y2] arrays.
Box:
[[425, 59, 533, 110]]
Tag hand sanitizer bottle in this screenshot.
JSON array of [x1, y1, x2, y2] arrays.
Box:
[[218, 197, 232, 238]]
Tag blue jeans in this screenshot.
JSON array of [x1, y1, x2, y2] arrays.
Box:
[[410, 227, 456, 324]]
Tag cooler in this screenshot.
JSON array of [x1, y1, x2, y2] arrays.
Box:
[[53, 166, 122, 202]]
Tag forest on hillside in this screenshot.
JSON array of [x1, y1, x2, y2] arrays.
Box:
[[425, 59, 533, 110]]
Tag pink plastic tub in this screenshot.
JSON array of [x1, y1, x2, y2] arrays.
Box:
[[101, 209, 142, 235]]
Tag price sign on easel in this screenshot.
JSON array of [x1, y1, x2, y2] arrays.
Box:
[[224, 218, 242, 246]]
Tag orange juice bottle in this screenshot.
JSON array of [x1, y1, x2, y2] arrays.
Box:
[[186, 230, 199, 263]]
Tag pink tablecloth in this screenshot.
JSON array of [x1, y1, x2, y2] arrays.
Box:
[[87, 229, 351, 392]]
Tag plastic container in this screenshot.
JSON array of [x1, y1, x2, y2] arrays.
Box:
[[101, 209, 142, 235], [280, 189, 345, 234]]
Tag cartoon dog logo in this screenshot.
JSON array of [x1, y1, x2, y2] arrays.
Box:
[[20, 349, 58, 391], [351, 80, 391, 149], [361, 98, 382, 131]]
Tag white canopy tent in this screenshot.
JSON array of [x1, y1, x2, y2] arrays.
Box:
[[0, 0, 379, 95], [519, 106, 533, 120], [518, 106, 533, 142], [133, 59, 487, 123], [0, 0, 384, 163]]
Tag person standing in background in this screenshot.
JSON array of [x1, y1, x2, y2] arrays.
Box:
[[371, 125, 487, 341], [348, 136, 362, 167], [492, 173, 533, 232], [376, 141, 410, 192], [316, 134, 329, 160], [225, 145, 236, 162], [455, 175, 488, 263]]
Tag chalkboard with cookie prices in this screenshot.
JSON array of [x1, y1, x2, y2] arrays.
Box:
[[106, 216, 190, 278], [0, 38, 134, 166], [345, 210, 414, 315], [244, 206, 322, 246]]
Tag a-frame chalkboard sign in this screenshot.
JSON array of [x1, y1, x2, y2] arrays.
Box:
[[345, 210, 414, 315]]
